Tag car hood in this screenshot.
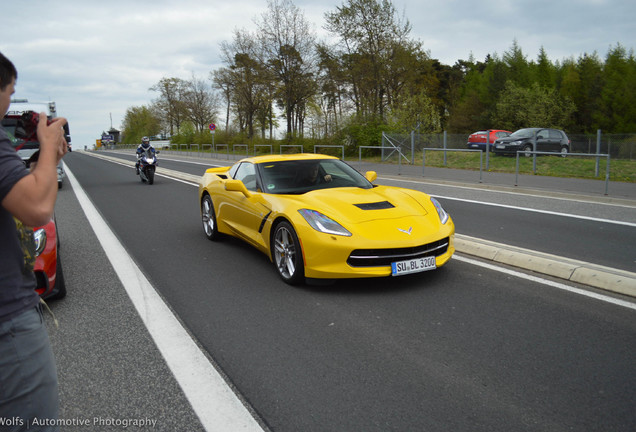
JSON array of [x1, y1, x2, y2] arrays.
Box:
[[277, 185, 432, 225]]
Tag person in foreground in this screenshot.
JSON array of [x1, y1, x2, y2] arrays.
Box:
[[0, 51, 68, 431]]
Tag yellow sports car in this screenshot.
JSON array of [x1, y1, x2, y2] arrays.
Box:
[[198, 154, 455, 284]]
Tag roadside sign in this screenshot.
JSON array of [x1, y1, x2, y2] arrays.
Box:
[[209, 123, 216, 131]]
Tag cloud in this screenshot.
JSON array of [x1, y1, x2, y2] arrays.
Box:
[[1, 0, 634, 148]]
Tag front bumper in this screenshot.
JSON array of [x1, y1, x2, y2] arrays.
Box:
[[298, 220, 455, 279], [493, 143, 523, 154]]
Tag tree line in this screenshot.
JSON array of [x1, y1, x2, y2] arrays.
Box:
[[120, 0, 636, 147]]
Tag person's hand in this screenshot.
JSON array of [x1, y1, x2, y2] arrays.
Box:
[[37, 112, 68, 163], [324, 174, 332, 182]]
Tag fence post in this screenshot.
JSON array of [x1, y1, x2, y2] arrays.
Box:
[[411, 130, 415, 165], [485, 130, 490, 171], [381, 132, 387, 161], [443, 131, 447, 166], [595, 129, 601, 177], [422, 148, 426, 177], [605, 153, 610, 195]]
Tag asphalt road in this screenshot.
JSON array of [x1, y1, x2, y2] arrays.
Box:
[[45, 151, 636, 432]]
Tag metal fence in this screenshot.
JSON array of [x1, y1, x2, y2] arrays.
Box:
[[107, 130, 636, 161], [382, 131, 636, 160]]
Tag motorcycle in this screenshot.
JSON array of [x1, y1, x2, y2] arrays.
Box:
[[138, 149, 159, 185]]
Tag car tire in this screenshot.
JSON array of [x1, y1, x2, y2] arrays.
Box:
[[560, 146, 568, 157], [272, 221, 305, 285], [201, 194, 221, 241], [522, 144, 533, 157], [50, 252, 67, 300]]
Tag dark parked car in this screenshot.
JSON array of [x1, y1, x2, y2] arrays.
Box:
[[467, 129, 511, 152], [493, 128, 570, 156]]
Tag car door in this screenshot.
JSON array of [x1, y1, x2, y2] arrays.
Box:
[[535, 129, 550, 152], [548, 129, 563, 152], [221, 162, 270, 248]]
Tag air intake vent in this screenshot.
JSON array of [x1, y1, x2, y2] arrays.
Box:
[[354, 201, 394, 210]]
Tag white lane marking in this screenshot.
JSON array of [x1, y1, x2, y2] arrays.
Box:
[[454, 255, 636, 311], [64, 165, 264, 432], [430, 194, 636, 228], [376, 175, 636, 227], [106, 150, 224, 167], [377, 174, 636, 209]]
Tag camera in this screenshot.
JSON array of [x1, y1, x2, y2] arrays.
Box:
[[15, 110, 52, 142], [14, 111, 54, 166]]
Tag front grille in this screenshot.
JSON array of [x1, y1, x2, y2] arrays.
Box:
[[347, 237, 449, 267]]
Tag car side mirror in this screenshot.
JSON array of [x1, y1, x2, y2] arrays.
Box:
[[225, 179, 252, 197], [365, 171, 377, 183]]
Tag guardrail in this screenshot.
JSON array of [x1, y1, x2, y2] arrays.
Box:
[[314, 145, 344, 160], [254, 144, 273, 156], [423, 148, 484, 183], [233, 144, 249, 158], [515, 150, 611, 194], [214, 144, 229, 159], [280, 144, 303, 154]]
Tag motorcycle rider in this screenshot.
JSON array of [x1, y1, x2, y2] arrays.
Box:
[[135, 136, 156, 175]]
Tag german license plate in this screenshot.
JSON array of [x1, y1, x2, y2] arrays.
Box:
[[496, 144, 505, 149], [391, 256, 436, 276]]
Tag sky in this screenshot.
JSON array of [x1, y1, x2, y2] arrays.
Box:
[[1, 0, 634, 148]]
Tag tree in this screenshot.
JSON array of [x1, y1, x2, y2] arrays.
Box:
[[150, 77, 188, 136], [315, 42, 351, 136], [182, 74, 217, 134], [596, 44, 636, 132], [220, 29, 272, 139], [534, 46, 556, 88], [502, 39, 531, 88], [256, 0, 317, 138], [493, 81, 576, 130], [387, 89, 440, 133], [324, 0, 413, 120], [121, 105, 162, 144], [211, 68, 234, 133]]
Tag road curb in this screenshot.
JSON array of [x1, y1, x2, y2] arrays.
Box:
[[455, 234, 636, 298]]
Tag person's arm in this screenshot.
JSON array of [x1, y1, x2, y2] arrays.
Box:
[[2, 113, 67, 226]]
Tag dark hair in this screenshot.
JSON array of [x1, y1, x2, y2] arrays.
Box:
[[0, 52, 18, 91]]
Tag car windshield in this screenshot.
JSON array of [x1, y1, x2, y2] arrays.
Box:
[[258, 159, 373, 195], [510, 128, 536, 138]]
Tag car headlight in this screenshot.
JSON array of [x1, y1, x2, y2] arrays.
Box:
[[298, 209, 352, 237], [33, 228, 47, 256], [430, 198, 449, 225], [512, 140, 523, 145]]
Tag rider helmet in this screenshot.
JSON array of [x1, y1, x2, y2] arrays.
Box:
[[141, 136, 150, 150]]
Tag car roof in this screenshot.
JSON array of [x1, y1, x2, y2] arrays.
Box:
[[237, 153, 339, 164]]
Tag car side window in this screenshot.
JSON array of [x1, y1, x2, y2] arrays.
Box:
[[549, 130, 561, 139], [228, 162, 241, 179], [536, 130, 548, 140], [233, 162, 257, 191]]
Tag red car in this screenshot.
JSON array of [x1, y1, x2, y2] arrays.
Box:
[[33, 217, 66, 300], [467, 130, 511, 152]]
